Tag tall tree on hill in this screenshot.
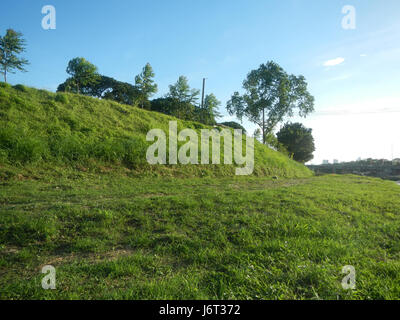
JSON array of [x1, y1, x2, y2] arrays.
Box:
[[201, 93, 222, 125], [226, 61, 314, 144], [135, 63, 158, 109], [168, 76, 200, 104], [167, 76, 200, 119], [0, 29, 29, 83], [65, 57, 100, 94]]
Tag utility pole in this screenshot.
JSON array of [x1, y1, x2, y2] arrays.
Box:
[[201, 78, 206, 109], [200, 78, 206, 123]]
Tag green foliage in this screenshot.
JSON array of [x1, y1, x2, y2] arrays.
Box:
[[135, 63, 158, 109], [277, 122, 315, 163], [0, 126, 48, 164], [220, 121, 247, 133], [227, 61, 314, 144], [151, 97, 187, 117], [64, 57, 100, 94], [0, 29, 29, 83], [253, 128, 261, 142], [201, 93, 222, 125], [153, 78, 221, 125], [57, 74, 140, 106], [13, 84, 27, 92], [168, 75, 200, 104], [103, 80, 140, 106], [0, 81, 11, 88], [55, 93, 69, 104]]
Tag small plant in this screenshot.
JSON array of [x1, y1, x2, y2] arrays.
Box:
[[55, 93, 69, 104], [0, 82, 11, 88], [13, 84, 27, 92]]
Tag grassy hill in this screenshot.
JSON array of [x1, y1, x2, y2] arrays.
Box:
[[1, 83, 400, 300], [0, 82, 311, 178]]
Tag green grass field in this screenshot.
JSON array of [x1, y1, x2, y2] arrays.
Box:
[[1, 84, 400, 300], [1, 171, 400, 299]]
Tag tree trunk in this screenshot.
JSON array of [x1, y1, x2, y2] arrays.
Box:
[[262, 108, 265, 144], [4, 69, 7, 83]]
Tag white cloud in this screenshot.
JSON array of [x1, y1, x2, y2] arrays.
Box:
[[323, 57, 345, 67]]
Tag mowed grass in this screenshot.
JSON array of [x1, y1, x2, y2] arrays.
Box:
[[1, 172, 400, 300]]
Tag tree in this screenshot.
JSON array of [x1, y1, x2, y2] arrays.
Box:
[[0, 29, 29, 83], [253, 128, 261, 142], [276, 122, 315, 163], [103, 81, 140, 106], [200, 93, 222, 125], [65, 57, 100, 94], [219, 121, 247, 134], [57, 74, 141, 106], [168, 76, 200, 104], [226, 61, 314, 144], [135, 63, 158, 108], [82, 75, 118, 98], [166, 76, 200, 119], [151, 97, 179, 116]]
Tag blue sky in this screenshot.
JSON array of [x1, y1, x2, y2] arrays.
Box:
[[1, 0, 400, 163]]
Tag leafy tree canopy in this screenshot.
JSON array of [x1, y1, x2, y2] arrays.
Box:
[[253, 128, 261, 141], [0, 29, 29, 83], [65, 57, 100, 94], [219, 121, 246, 133], [57, 74, 140, 106], [135, 63, 157, 108], [201, 93, 222, 125], [276, 122, 315, 163], [168, 75, 200, 104], [227, 61, 314, 144]]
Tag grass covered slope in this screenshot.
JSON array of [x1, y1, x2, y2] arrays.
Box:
[[0, 82, 311, 178], [1, 174, 400, 299]]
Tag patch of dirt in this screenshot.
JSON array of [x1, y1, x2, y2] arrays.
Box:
[[42, 248, 137, 268], [1, 246, 20, 254]]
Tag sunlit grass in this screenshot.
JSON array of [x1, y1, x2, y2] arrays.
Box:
[[0, 82, 311, 178], [1, 173, 399, 299]]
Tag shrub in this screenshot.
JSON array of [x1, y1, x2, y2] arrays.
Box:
[[49, 135, 87, 162], [0, 82, 11, 88], [121, 138, 147, 167], [0, 126, 49, 164], [13, 84, 27, 92], [55, 93, 69, 104]]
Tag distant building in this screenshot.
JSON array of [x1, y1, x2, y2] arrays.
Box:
[[393, 158, 400, 165], [322, 160, 329, 165], [333, 159, 339, 164], [357, 157, 362, 162]]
